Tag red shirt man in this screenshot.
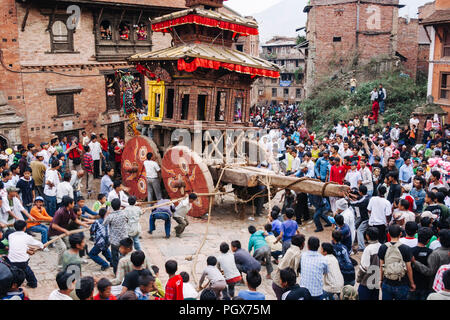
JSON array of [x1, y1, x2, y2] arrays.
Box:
[[329, 158, 346, 185]]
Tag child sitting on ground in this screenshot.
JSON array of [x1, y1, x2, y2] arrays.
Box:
[[237, 270, 265, 300], [93, 278, 117, 300], [180, 271, 198, 300], [198, 256, 227, 300]]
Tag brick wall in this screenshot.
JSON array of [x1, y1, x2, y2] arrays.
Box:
[[397, 18, 419, 78], [0, 1, 180, 147], [0, 0, 27, 143]]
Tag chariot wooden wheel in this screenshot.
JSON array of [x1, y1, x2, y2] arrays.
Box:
[[162, 146, 214, 217], [121, 136, 161, 200]]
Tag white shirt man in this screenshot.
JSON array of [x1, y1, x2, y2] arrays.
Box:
[[143, 159, 160, 179], [345, 167, 362, 189], [43, 168, 60, 197], [360, 166, 373, 194], [2, 196, 27, 223], [409, 116, 419, 130], [367, 195, 392, 226], [88, 140, 102, 161], [291, 154, 301, 173], [390, 125, 401, 142], [7, 230, 43, 263], [107, 189, 129, 208], [56, 181, 74, 204], [174, 197, 192, 219]]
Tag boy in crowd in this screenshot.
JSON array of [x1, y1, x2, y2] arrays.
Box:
[[357, 227, 381, 300], [27, 196, 52, 246], [110, 237, 150, 286], [217, 242, 241, 299], [119, 250, 153, 295], [248, 225, 273, 279], [237, 270, 265, 300], [1, 267, 29, 300], [198, 256, 227, 300], [280, 267, 312, 300], [136, 274, 157, 300], [378, 224, 415, 300], [321, 242, 344, 300], [88, 208, 112, 271], [231, 240, 261, 276], [299, 237, 328, 300], [61, 233, 85, 273], [409, 227, 433, 300], [48, 271, 74, 300], [92, 193, 109, 213], [150, 265, 165, 298], [400, 222, 419, 248], [124, 196, 144, 250], [180, 271, 198, 300], [263, 223, 283, 264], [94, 278, 117, 300], [103, 198, 128, 273], [164, 259, 184, 300], [6, 220, 43, 288], [334, 214, 352, 254], [331, 230, 355, 286], [16, 167, 34, 213], [49, 196, 90, 269], [275, 208, 299, 255]]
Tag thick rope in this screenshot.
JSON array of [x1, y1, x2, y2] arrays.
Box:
[[190, 164, 229, 286]]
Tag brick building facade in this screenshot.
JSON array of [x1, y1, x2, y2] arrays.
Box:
[[421, 0, 450, 122], [0, 0, 186, 148], [257, 36, 305, 106], [303, 0, 417, 96]]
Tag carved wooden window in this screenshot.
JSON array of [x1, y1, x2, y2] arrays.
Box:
[[56, 94, 74, 115], [50, 20, 74, 52], [272, 88, 277, 97], [440, 73, 450, 100], [443, 28, 450, 57]]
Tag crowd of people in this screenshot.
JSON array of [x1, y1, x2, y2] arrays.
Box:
[[0, 100, 449, 300], [245, 102, 450, 300]]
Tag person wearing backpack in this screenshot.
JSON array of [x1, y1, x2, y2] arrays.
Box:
[[378, 224, 415, 300]]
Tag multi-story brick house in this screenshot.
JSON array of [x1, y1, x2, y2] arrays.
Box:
[[257, 36, 305, 106], [421, 0, 450, 122], [0, 0, 187, 147], [303, 0, 414, 96]]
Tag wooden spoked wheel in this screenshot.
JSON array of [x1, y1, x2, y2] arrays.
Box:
[[162, 146, 214, 217], [121, 136, 161, 200]]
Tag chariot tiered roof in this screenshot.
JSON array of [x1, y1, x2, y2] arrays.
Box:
[[128, 43, 280, 78], [151, 7, 259, 36]]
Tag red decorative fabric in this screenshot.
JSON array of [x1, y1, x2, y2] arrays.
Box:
[[136, 63, 156, 79], [152, 14, 258, 36], [177, 58, 280, 79]]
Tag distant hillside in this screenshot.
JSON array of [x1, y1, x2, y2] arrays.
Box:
[[253, 0, 307, 43]]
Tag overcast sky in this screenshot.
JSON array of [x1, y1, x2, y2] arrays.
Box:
[[226, 0, 432, 17]]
